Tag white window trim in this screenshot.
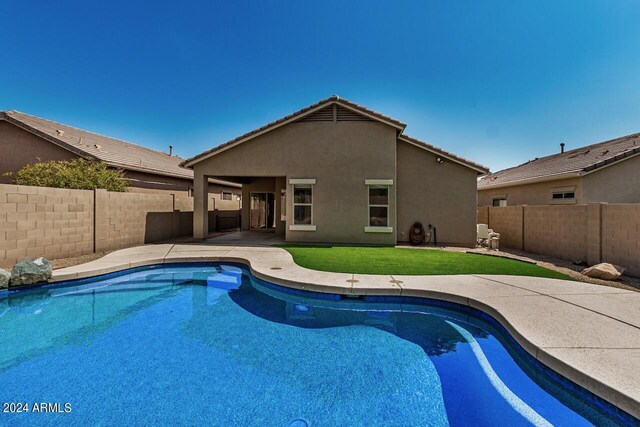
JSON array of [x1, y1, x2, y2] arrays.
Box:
[[290, 181, 315, 231], [364, 226, 393, 233], [365, 179, 393, 186], [289, 178, 317, 185], [366, 181, 392, 232], [289, 224, 317, 231]]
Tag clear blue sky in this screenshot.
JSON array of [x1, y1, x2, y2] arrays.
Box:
[[2, 1, 640, 172]]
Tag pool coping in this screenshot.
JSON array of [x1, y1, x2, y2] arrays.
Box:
[[37, 243, 640, 418]]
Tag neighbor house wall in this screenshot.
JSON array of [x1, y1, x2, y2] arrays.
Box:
[[0, 120, 241, 200], [582, 154, 640, 203], [477, 177, 583, 206], [0, 121, 78, 183], [396, 141, 478, 246], [194, 121, 398, 244]]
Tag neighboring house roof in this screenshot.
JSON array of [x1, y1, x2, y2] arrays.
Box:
[[181, 95, 488, 174], [478, 132, 640, 189], [0, 110, 240, 188]]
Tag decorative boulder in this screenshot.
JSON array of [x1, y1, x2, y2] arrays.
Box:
[[10, 257, 53, 287], [581, 263, 625, 281], [0, 268, 10, 290]]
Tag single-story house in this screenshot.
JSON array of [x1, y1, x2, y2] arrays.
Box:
[[181, 96, 488, 245], [0, 110, 241, 204], [478, 133, 640, 206]]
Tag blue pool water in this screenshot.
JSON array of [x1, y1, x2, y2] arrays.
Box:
[[0, 263, 635, 426]]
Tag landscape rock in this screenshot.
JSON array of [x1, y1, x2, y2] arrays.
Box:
[[0, 269, 10, 290], [581, 263, 625, 281], [10, 258, 53, 287]]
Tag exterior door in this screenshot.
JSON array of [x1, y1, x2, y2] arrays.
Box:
[[250, 193, 275, 230]]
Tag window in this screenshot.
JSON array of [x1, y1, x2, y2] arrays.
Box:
[[369, 185, 389, 226], [293, 184, 312, 225], [222, 192, 232, 201], [492, 198, 507, 207], [364, 179, 393, 233], [552, 192, 575, 199], [288, 179, 316, 231]]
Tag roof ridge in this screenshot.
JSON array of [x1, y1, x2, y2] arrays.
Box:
[[180, 95, 408, 167], [560, 131, 640, 156], [5, 110, 181, 160], [479, 131, 640, 188]]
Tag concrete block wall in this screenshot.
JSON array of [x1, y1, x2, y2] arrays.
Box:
[[0, 184, 94, 268], [524, 205, 588, 262], [94, 190, 174, 252], [477, 206, 489, 225], [480, 203, 640, 277], [602, 204, 640, 277], [1, 184, 241, 268], [486, 206, 523, 249]]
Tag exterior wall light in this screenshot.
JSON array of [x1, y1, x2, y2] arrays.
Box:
[[436, 157, 444, 164]]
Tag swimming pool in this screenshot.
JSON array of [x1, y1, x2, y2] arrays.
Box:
[[0, 263, 635, 426]]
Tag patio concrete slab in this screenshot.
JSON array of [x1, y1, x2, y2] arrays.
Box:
[[552, 292, 640, 328], [397, 274, 537, 306], [469, 294, 640, 350], [474, 274, 634, 295], [352, 274, 401, 295]]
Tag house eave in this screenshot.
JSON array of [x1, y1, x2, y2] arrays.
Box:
[[477, 171, 581, 190]]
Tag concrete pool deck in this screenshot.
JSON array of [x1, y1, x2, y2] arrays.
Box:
[[50, 243, 640, 418]]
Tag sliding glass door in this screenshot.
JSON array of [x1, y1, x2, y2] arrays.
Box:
[[250, 192, 275, 230]]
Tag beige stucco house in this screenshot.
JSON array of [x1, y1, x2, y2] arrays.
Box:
[[182, 96, 488, 246], [478, 133, 640, 206], [0, 110, 241, 205]]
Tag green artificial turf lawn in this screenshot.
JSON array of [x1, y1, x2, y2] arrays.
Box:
[[279, 245, 571, 279]]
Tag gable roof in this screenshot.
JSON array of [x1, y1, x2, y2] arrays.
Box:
[[1, 110, 240, 188], [180, 95, 487, 174], [478, 132, 640, 189], [180, 95, 408, 167]]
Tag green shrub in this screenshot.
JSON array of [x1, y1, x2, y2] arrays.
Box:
[[7, 159, 128, 192]]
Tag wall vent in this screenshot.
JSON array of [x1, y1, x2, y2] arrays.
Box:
[[336, 105, 373, 121], [298, 105, 374, 123], [298, 106, 334, 122]]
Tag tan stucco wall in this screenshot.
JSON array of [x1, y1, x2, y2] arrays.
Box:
[[193, 121, 398, 244], [0, 121, 78, 183], [477, 177, 583, 206], [396, 141, 478, 246], [582, 154, 640, 203]]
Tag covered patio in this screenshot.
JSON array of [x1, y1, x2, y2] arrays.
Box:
[[206, 230, 285, 246], [194, 174, 286, 239]]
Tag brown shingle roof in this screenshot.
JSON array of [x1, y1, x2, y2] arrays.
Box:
[[180, 95, 407, 167], [478, 132, 640, 189], [1, 110, 240, 188]]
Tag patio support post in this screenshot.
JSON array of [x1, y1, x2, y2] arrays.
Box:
[[193, 171, 209, 239]]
